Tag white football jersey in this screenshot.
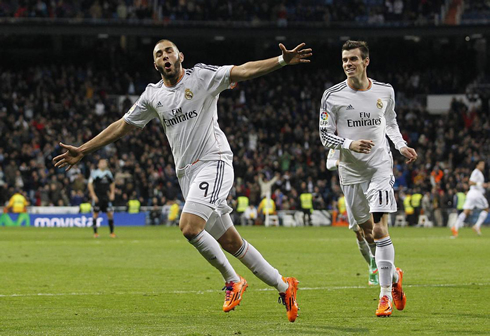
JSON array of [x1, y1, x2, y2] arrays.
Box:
[[469, 168, 485, 194], [319, 79, 406, 185], [124, 64, 235, 169]]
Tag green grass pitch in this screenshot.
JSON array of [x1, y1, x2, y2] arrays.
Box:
[[1, 226, 489, 335]]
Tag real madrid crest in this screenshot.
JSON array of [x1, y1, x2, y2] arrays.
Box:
[[185, 88, 193, 100], [376, 99, 383, 109]]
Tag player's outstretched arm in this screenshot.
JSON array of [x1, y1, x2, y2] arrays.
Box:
[[53, 118, 137, 171], [230, 43, 312, 83]]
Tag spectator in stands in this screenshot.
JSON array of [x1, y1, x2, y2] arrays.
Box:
[[243, 204, 258, 226]]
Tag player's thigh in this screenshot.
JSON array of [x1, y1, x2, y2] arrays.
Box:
[[366, 176, 397, 214], [214, 213, 240, 245], [341, 183, 371, 225]]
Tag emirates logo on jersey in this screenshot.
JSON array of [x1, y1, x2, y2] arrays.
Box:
[[185, 88, 194, 100], [376, 99, 383, 109]]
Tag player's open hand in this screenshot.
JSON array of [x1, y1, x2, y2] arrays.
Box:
[[279, 43, 312, 65], [400, 146, 417, 164], [53, 142, 85, 171], [349, 140, 374, 154]]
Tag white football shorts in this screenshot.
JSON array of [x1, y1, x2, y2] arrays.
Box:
[[341, 174, 397, 226], [178, 160, 234, 239], [463, 189, 489, 210]]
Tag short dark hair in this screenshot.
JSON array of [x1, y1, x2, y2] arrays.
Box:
[[154, 39, 178, 50], [342, 40, 369, 59], [476, 159, 486, 167]]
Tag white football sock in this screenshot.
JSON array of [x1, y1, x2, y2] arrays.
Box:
[[454, 212, 467, 231], [189, 230, 239, 283], [474, 210, 488, 230], [357, 238, 372, 265], [233, 239, 288, 292], [375, 236, 395, 299]]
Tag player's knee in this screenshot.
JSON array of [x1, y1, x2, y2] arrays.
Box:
[[220, 236, 243, 255], [372, 212, 384, 224], [180, 220, 201, 240]]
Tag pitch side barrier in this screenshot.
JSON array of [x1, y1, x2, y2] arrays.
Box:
[[3, 208, 485, 228], [0, 209, 145, 227]]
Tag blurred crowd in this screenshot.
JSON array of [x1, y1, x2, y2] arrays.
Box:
[[1, 0, 447, 26], [0, 52, 488, 224]]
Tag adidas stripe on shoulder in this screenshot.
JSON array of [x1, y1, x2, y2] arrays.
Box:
[[195, 63, 219, 72], [322, 82, 347, 101], [147, 80, 164, 88], [321, 82, 347, 111], [372, 80, 392, 88]]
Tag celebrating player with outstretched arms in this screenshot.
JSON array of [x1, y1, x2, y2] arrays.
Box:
[[54, 39, 311, 322]]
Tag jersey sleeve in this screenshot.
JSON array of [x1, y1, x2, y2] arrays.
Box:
[[123, 87, 158, 129], [385, 88, 407, 150], [326, 149, 339, 171], [319, 91, 351, 150], [469, 170, 479, 184], [195, 64, 235, 96]]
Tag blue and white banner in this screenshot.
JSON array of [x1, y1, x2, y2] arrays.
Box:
[[0, 213, 146, 227]]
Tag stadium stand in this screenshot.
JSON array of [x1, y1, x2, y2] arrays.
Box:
[[0, 2, 488, 228], [0, 0, 458, 26]]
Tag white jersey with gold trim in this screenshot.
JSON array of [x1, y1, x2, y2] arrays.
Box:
[[124, 64, 235, 170], [319, 79, 406, 185]]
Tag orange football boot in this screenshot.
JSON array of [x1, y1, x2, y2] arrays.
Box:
[[110, 233, 117, 238], [278, 277, 299, 322], [451, 226, 458, 238], [223, 275, 248, 312], [392, 267, 406, 310], [93, 233, 99, 238], [376, 295, 393, 317]]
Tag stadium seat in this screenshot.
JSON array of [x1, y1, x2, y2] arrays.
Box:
[[394, 215, 407, 227], [282, 214, 296, 227], [417, 215, 433, 228], [265, 215, 279, 227]]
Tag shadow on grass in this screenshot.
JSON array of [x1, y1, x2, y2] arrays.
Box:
[[296, 325, 370, 334]]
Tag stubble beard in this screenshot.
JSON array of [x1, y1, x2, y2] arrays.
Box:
[[157, 59, 182, 81]]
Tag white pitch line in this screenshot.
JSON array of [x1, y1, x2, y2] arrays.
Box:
[[0, 282, 488, 298]]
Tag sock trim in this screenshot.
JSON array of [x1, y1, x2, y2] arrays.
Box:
[[188, 230, 205, 243], [233, 239, 249, 259], [375, 238, 392, 248]]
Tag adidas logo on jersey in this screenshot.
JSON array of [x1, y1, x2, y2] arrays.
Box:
[[346, 104, 354, 110], [156, 101, 163, 108]]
